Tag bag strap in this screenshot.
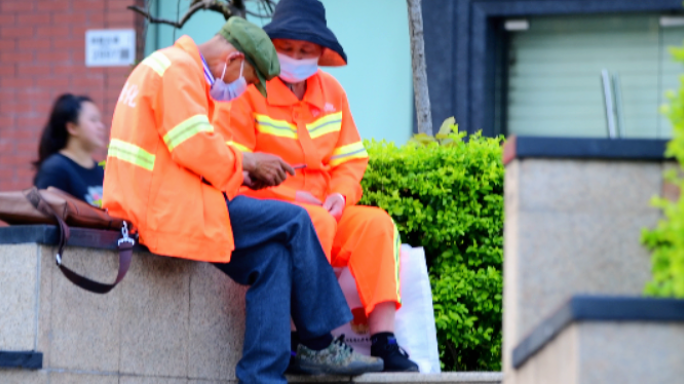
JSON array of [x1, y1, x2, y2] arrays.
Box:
[[26, 188, 133, 294]]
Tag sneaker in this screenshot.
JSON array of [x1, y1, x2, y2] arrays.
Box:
[[371, 337, 419, 372], [294, 335, 384, 375]]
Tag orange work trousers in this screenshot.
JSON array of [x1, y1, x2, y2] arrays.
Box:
[[295, 203, 402, 316]]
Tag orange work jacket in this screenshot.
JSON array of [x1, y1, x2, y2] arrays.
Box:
[[102, 36, 243, 262], [213, 70, 368, 205]]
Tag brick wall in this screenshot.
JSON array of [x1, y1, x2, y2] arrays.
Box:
[[0, 0, 144, 191]]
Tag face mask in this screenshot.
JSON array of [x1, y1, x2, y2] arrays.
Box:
[[277, 53, 319, 83], [210, 58, 248, 102]]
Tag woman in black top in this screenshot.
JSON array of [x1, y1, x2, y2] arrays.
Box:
[[34, 94, 107, 206]]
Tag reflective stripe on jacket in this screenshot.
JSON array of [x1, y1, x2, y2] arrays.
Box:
[[213, 70, 368, 205], [103, 36, 244, 262]]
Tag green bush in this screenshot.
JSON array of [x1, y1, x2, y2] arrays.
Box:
[[360, 126, 504, 371], [643, 45, 684, 297]]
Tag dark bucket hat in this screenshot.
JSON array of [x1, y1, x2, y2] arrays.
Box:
[[263, 0, 347, 67]]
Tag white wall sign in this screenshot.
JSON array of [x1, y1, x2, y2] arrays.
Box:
[[85, 29, 136, 67]]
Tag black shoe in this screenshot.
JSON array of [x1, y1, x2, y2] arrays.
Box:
[[286, 351, 302, 374], [370, 338, 419, 372]]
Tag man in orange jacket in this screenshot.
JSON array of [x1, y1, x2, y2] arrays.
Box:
[[213, 0, 419, 372], [102, 16, 382, 383]]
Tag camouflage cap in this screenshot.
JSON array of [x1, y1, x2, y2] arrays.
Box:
[[218, 17, 280, 98]]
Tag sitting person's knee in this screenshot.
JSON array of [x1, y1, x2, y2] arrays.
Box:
[[365, 207, 394, 230]]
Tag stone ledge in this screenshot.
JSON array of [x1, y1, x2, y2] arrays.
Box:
[[0, 225, 149, 252], [287, 372, 502, 383], [0, 238, 502, 383], [503, 135, 669, 165], [0, 370, 503, 384], [352, 372, 502, 383], [512, 295, 684, 369]]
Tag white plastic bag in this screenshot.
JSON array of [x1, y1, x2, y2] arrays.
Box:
[[331, 245, 441, 373]]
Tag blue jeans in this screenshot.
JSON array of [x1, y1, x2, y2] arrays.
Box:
[[213, 196, 352, 384]]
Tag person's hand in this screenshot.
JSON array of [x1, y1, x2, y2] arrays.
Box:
[[295, 191, 323, 206], [242, 171, 268, 190], [323, 193, 345, 221], [242, 152, 295, 187], [242, 171, 252, 186]]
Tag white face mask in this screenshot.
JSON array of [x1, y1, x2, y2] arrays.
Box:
[[277, 53, 319, 83], [210, 58, 248, 102]]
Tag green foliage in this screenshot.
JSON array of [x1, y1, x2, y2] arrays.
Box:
[[360, 123, 504, 371], [642, 45, 684, 297]]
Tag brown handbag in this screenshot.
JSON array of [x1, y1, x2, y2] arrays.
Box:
[[0, 187, 133, 294]]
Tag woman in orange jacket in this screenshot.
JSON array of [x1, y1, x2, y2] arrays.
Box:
[[213, 0, 418, 372]]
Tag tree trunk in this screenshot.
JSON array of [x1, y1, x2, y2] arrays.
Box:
[[407, 0, 432, 135]]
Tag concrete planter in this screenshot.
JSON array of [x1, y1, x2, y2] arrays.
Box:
[[503, 136, 677, 384], [512, 296, 684, 384]]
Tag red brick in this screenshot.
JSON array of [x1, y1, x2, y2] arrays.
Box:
[[53, 63, 87, 75], [106, 0, 133, 11], [16, 170, 37, 184], [0, 90, 15, 103], [17, 117, 46, 130], [17, 39, 51, 51], [1, 181, 33, 191], [1, 26, 34, 38], [0, 39, 16, 51], [0, 51, 33, 63], [36, 26, 69, 37], [0, 116, 15, 128], [0, 77, 29, 88], [72, 0, 104, 11], [0, 102, 17, 114], [106, 86, 124, 99], [17, 89, 53, 105], [1, 1, 34, 12], [72, 50, 85, 62], [16, 163, 37, 173], [40, 0, 72, 11], [3, 125, 39, 140], [53, 37, 83, 50], [0, 14, 15, 25], [106, 67, 131, 78], [0, 169, 14, 181], [30, 103, 52, 118], [107, 20, 136, 29], [17, 63, 50, 76], [52, 12, 87, 25], [1, 102, 35, 115], [71, 25, 89, 37], [17, 13, 51, 24], [36, 51, 71, 62], [84, 12, 105, 26], [106, 11, 134, 24], [72, 76, 104, 88], [0, 153, 33, 165], [35, 77, 71, 88], [85, 67, 107, 76], [0, 64, 15, 77]]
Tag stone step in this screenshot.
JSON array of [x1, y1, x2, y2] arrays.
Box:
[[287, 372, 503, 384], [511, 296, 684, 384]]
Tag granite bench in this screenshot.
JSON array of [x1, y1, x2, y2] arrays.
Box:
[[0, 225, 502, 384]]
